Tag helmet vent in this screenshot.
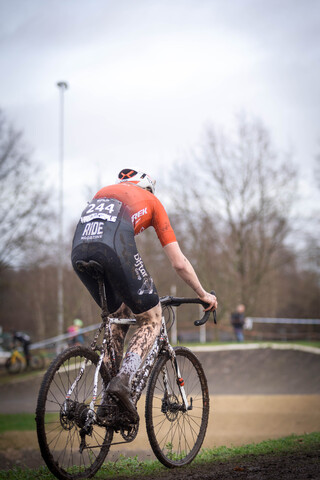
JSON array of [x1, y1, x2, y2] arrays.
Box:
[[118, 169, 138, 180]]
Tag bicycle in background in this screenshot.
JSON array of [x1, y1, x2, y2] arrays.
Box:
[[5, 348, 45, 374]]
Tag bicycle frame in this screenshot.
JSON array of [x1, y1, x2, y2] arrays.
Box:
[[63, 309, 190, 431], [6, 349, 26, 372], [11, 349, 25, 364]]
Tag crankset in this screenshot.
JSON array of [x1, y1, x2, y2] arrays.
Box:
[[120, 418, 139, 442]]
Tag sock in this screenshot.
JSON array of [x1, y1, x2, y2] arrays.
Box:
[[119, 352, 141, 384]]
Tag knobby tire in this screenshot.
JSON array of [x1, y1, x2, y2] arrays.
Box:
[[145, 346, 209, 468], [36, 346, 113, 480]]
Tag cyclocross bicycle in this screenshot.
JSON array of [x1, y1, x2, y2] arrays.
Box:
[[36, 260, 216, 480], [6, 348, 45, 374]]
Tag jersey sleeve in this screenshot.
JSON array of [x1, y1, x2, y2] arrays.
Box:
[[152, 197, 177, 247]]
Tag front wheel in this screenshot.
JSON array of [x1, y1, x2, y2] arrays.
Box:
[[145, 346, 209, 468], [36, 346, 113, 480]]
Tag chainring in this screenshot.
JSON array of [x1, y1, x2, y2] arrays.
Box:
[[120, 419, 139, 442]]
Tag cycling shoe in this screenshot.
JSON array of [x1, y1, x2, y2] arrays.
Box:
[[106, 375, 139, 423]]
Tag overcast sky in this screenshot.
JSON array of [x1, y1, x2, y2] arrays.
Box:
[[1, 0, 319, 226]]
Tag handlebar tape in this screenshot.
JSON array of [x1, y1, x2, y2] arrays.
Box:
[[194, 290, 217, 326]]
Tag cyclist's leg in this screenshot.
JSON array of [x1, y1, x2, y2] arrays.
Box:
[[120, 302, 162, 379], [106, 302, 161, 421], [109, 304, 131, 371]]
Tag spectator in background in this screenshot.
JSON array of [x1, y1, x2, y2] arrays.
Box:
[[230, 304, 246, 342], [12, 331, 31, 368], [67, 319, 85, 346]]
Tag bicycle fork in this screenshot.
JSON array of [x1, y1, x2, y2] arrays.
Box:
[[162, 352, 192, 412], [174, 355, 192, 411]]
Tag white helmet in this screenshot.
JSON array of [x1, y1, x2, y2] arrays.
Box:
[[118, 169, 156, 194]]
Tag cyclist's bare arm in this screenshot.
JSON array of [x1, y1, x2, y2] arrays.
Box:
[[163, 241, 217, 311]]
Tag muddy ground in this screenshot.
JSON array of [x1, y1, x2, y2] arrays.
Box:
[[0, 347, 319, 479]]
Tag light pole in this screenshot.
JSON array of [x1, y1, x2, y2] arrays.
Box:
[[57, 81, 68, 339]]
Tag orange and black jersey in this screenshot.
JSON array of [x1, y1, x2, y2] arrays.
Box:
[[94, 183, 176, 247]]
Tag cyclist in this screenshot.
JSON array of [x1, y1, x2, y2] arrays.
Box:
[[71, 168, 217, 421]]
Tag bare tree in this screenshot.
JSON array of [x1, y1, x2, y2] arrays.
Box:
[[0, 109, 54, 272], [168, 115, 297, 314]]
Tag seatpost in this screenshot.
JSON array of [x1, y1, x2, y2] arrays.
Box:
[[97, 277, 108, 322]]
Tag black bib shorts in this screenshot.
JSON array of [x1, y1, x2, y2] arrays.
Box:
[[71, 198, 159, 315]]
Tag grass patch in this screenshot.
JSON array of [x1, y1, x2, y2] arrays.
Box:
[[195, 431, 320, 463], [0, 413, 59, 433], [0, 432, 319, 479], [0, 413, 36, 433]]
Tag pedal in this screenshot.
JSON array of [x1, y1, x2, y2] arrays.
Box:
[[109, 393, 119, 403]]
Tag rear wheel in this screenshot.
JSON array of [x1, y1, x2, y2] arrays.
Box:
[[30, 354, 45, 370], [36, 346, 113, 480], [145, 346, 209, 468]]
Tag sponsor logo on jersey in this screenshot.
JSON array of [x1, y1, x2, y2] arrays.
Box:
[[81, 222, 104, 240], [137, 277, 154, 295], [81, 213, 117, 223], [134, 253, 148, 279], [131, 208, 147, 224]]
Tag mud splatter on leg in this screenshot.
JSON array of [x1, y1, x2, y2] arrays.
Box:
[[119, 303, 161, 381], [110, 323, 129, 371], [106, 303, 132, 371]]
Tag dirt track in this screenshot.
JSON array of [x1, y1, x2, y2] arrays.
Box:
[[0, 346, 320, 473]]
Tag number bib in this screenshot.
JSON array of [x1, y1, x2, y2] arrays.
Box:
[[72, 198, 122, 248], [80, 198, 122, 223]]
